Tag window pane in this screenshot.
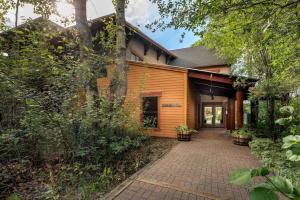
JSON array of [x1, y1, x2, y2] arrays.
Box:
[[215, 106, 223, 124], [204, 106, 213, 124], [142, 96, 158, 128]]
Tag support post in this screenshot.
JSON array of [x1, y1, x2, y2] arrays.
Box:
[[236, 89, 244, 129], [227, 97, 235, 130]]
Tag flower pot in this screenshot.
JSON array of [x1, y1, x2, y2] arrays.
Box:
[[232, 136, 251, 146], [177, 133, 191, 141]]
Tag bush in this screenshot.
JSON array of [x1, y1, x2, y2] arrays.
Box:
[[249, 138, 300, 186]]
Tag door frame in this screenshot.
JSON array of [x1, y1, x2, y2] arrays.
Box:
[[202, 102, 225, 128]]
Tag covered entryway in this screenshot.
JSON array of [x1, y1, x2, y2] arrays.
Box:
[[187, 69, 257, 131]]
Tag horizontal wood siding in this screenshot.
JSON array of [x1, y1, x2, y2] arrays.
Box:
[[97, 62, 187, 138]]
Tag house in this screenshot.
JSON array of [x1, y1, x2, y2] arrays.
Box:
[[2, 15, 256, 138], [96, 16, 256, 138]]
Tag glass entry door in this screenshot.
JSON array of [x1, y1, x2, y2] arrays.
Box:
[[203, 104, 224, 127]]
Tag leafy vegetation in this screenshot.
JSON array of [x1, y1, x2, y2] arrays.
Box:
[[231, 128, 253, 138], [230, 166, 300, 200], [0, 5, 158, 199], [233, 105, 300, 199], [249, 138, 300, 186], [175, 124, 193, 135]]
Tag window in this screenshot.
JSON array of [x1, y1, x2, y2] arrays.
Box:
[[142, 96, 159, 128]]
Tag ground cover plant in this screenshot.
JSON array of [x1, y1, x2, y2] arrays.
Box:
[[230, 104, 300, 199]]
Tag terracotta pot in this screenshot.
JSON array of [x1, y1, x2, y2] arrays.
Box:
[[177, 133, 191, 141], [232, 136, 251, 146]]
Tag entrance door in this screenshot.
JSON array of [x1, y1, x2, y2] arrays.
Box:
[[203, 103, 224, 127]]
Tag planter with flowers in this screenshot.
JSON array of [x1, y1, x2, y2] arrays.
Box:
[[176, 125, 193, 141], [231, 128, 252, 146]]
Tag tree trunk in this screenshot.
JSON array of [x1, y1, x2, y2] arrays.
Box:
[[110, 0, 128, 102], [15, 0, 20, 27], [73, 0, 96, 96], [73, 0, 93, 60]]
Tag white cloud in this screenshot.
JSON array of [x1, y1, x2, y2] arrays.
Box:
[[126, 0, 157, 27], [5, 0, 115, 27], [5, 0, 157, 28]]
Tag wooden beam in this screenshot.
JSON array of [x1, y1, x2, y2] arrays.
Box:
[[157, 50, 162, 61], [166, 55, 170, 64], [144, 44, 150, 56], [189, 71, 234, 85]]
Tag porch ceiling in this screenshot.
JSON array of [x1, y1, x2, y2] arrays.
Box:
[[191, 78, 235, 97], [188, 71, 234, 85]]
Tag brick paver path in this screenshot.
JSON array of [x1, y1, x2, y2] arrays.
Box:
[[105, 128, 260, 200]]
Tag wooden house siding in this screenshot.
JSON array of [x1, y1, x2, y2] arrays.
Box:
[[97, 61, 187, 138]]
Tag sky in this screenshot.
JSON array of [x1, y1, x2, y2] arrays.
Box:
[[5, 0, 199, 50]]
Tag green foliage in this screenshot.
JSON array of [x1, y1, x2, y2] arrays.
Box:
[[231, 128, 253, 138], [276, 105, 300, 137], [229, 168, 252, 185], [249, 185, 279, 200], [0, 16, 147, 198], [249, 138, 300, 186], [282, 135, 300, 162], [7, 193, 22, 200], [175, 124, 193, 135], [230, 166, 300, 200]]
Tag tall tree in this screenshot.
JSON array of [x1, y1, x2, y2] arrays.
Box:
[[110, 0, 128, 101]]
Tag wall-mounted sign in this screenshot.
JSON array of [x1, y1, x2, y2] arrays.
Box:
[[161, 103, 181, 107]]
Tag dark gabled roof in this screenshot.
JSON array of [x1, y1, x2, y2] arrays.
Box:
[[169, 46, 228, 68]]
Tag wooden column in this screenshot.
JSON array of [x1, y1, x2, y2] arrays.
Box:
[[227, 97, 235, 130], [236, 89, 244, 129]]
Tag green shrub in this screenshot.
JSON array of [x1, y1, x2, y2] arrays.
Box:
[[249, 138, 300, 186]]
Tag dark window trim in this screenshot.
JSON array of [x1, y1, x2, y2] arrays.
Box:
[[140, 92, 162, 131]]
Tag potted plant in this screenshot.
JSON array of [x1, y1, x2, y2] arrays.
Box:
[[231, 128, 252, 146], [176, 125, 192, 141]]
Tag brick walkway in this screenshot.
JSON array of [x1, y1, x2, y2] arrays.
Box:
[[105, 129, 260, 200]]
